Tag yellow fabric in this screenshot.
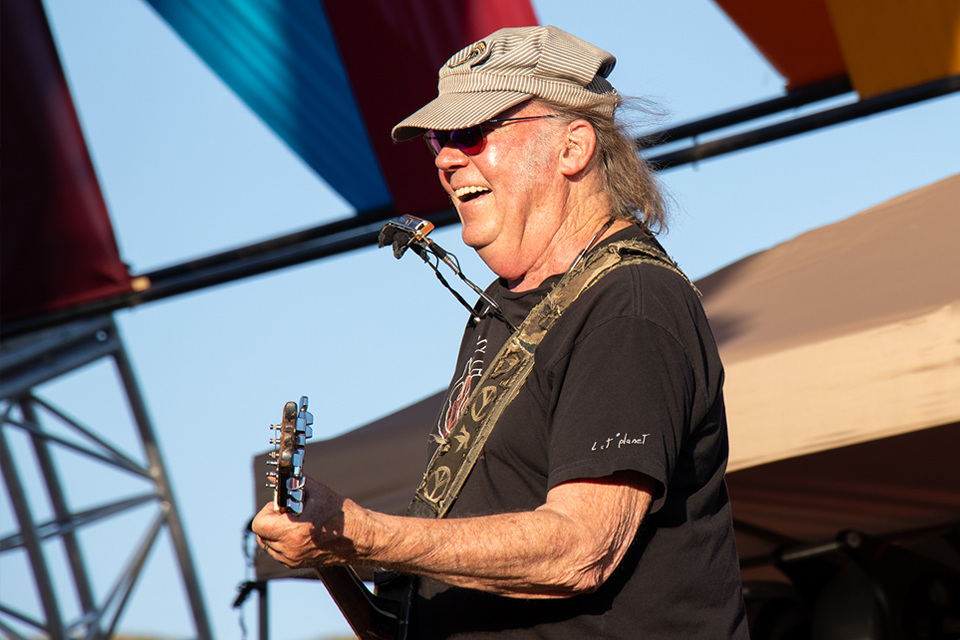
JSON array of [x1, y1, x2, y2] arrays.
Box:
[[825, 0, 960, 97]]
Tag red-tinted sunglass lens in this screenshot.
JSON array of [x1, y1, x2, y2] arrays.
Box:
[[450, 126, 485, 155], [425, 126, 486, 156], [425, 131, 448, 156]]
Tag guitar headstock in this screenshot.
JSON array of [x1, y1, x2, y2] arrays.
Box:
[[266, 396, 314, 514]]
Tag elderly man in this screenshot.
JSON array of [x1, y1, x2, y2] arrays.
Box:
[[254, 26, 747, 638]]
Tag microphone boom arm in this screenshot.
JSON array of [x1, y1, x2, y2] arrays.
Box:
[[378, 216, 516, 332]]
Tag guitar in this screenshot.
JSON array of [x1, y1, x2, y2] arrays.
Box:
[[267, 397, 412, 640]]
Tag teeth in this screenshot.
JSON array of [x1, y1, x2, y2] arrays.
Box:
[[455, 186, 490, 199]]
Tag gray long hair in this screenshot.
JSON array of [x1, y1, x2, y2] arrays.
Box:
[[534, 96, 668, 234]]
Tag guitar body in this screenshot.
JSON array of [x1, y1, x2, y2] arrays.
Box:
[[268, 397, 413, 640], [315, 566, 413, 640]]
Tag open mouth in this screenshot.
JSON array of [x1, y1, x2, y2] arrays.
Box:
[[455, 186, 490, 203]]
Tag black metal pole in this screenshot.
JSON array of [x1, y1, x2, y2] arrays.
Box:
[[259, 581, 269, 640], [3, 74, 957, 339], [635, 75, 853, 150], [0, 208, 459, 338], [645, 74, 960, 171]]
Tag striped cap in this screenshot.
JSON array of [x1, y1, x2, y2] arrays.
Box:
[[392, 26, 617, 141]]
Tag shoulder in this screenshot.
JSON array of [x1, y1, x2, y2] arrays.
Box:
[[574, 227, 701, 321], [570, 257, 703, 334], [539, 251, 717, 381]]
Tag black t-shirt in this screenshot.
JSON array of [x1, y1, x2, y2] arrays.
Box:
[[415, 226, 747, 639]]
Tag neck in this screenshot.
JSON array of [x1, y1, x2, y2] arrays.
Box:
[[568, 218, 615, 272], [507, 213, 630, 292]]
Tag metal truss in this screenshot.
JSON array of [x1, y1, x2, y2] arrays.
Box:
[[0, 316, 211, 640]]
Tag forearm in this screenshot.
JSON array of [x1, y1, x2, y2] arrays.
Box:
[[349, 504, 595, 596], [343, 476, 651, 597], [255, 472, 652, 598]]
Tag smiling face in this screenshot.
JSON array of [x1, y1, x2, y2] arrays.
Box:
[[434, 104, 573, 285]]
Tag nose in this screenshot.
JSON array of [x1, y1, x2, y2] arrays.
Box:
[[435, 142, 468, 171]]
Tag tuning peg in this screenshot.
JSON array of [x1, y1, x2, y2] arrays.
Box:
[[266, 459, 278, 466], [297, 411, 314, 435]]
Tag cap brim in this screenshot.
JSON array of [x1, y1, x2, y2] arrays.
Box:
[[391, 90, 533, 141]]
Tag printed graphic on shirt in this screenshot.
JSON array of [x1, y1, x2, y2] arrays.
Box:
[[437, 336, 487, 439], [591, 432, 651, 451]]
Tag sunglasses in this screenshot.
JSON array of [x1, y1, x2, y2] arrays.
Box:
[[424, 115, 557, 157]]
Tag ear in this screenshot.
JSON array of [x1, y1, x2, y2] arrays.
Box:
[[558, 120, 596, 177]]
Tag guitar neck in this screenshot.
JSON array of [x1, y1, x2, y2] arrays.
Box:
[[314, 565, 407, 640], [268, 398, 409, 640]]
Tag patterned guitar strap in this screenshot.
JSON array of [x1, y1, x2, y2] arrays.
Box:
[[406, 237, 698, 519]]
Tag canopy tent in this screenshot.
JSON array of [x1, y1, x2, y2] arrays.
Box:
[[707, 172, 960, 470], [701, 171, 960, 576], [253, 173, 960, 585]]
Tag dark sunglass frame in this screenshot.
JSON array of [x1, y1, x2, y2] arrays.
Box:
[[424, 115, 556, 157]]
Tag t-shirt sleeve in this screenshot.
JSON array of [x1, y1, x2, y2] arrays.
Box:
[[546, 311, 698, 513]]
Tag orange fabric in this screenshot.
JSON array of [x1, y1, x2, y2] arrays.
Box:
[[713, 0, 847, 88]]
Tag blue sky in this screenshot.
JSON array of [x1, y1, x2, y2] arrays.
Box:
[[3, 1, 958, 639]]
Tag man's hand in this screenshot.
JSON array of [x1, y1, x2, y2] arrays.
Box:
[[252, 469, 654, 598], [252, 476, 358, 569]]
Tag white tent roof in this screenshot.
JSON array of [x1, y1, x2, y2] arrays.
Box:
[[703, 173, 960, 471]]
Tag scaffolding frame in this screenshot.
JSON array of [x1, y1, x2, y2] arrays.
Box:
[[0, 315, 211, 640]]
